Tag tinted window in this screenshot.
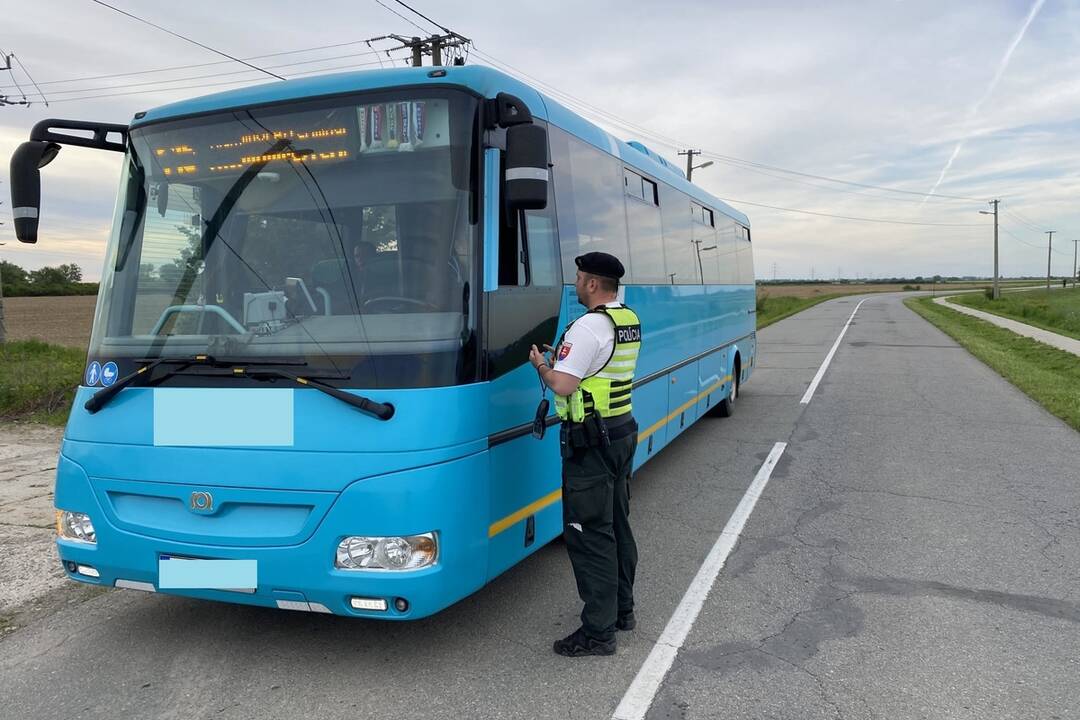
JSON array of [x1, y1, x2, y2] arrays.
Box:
[[550, 127, 632, 282], [716, 215, 740, 284], [736, 225, 755, 284], [626, 190, 665, 284], [659, 184, 697, 284], [525, 196, 560, 287], [624, 168, 644, 201], [693, 212, 719, 284]]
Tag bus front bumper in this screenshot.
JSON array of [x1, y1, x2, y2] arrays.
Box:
[[53, 450, 490, 619]]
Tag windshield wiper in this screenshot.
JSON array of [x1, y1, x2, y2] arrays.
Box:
[[84, 356, 200, 414], [232, 366, 395, 421], [84, 355, 310, 414], [84, 355, 394, 421]]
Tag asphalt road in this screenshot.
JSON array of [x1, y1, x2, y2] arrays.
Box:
[[2, 293, 1078, 720]]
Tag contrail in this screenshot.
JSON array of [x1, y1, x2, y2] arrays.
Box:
[[923, 0, 1046, 202]]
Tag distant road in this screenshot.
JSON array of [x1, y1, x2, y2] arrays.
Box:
[[1, 293, 1077, 720]]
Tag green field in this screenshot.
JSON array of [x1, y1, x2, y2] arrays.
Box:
[[905, 296, 1080, 433], [951, 286, 1080, 341], [756, 293, 846, 329], [0, 341, 84, 425]]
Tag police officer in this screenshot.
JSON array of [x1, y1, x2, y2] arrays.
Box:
[[529, 251, 642, 657]]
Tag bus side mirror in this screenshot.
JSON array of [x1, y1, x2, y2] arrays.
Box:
[[9, 140, 61, 244], [504, 124, 548, 211]]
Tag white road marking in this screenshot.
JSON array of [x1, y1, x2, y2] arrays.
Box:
[[612, 441, 789, 720], [799, 298, 868, 404]]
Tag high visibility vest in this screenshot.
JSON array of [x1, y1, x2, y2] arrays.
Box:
[[554, 305, 641, 423]]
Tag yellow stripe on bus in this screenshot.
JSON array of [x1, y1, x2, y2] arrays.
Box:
[[638, 374, 732, 442], [489, 373, 734, 537], [488, 487, 563, 538]]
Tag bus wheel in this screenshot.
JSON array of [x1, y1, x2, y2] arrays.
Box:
[[714, 375, 737, 417]]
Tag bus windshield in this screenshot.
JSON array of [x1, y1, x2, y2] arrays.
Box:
[[89, 88, 479, 388]]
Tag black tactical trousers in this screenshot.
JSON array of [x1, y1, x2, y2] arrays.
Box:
[[562, 428, 638, 642]]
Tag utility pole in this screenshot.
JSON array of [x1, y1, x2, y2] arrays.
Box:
[[678, 150, 713, 181], [409, 36, 422, 67], [1045, 230, 1055, 290], [390, 33, 470, 67], [978, 200, 1000, 298], [0, 250, 6, 345], [772, 262, 777, 281], [1072, 239, 1078, 289]]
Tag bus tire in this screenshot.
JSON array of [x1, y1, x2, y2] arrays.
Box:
[[711, 357, 740, 418], [714, 376, 737, 417]]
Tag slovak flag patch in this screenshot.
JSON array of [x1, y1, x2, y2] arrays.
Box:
[[558, 343, 572, 361]]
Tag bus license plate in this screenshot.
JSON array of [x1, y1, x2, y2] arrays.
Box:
[[158, 555, 257, 592]]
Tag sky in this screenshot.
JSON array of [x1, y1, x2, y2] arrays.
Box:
[[2, 0, 1079, 281]]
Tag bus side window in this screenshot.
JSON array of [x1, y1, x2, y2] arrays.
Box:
[[499, 149, 560, 287], [525, 212, 559, 286], [549, 126, 632, 283], [497, 197, 527, 287]]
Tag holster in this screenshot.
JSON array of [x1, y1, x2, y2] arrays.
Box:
[[561, 414, 612, 455]]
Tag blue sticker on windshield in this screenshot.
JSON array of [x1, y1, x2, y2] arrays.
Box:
[[85, 361, 102, 387], [101, 362, 119, 387]]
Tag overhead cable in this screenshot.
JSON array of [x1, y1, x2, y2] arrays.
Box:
[[11, 50, 394, 99], [392, 0, 451, 33], [712, 196, 988, 227], [0, 39, 388, 91], [43, 57, 397, 103], [471, 48, 987, 204], [89, 0, 286, 81]]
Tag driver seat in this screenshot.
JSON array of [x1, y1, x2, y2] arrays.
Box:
[[311, 258, 357, 315]]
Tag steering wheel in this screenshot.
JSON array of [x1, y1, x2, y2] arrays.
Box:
[[361, 296, 441, 313]]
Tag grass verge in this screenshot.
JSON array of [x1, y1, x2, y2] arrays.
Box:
[[757, 293, 846, 329], [950, 286, 1080, 341], [905, 296, 1080, 432], [0, 340, 84, 425]]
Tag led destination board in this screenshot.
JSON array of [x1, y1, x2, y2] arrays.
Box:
[[148, 99, 450, 181]]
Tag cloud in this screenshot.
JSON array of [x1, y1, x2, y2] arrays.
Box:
[[0, 0, 1077, 280]]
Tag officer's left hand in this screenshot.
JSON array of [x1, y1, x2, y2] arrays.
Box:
[[529, 344, 547, 369]]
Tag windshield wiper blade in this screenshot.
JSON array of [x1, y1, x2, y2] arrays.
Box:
[[85, 353, 284, 413], [235, 367, 395, 421], [84, 356, 197, 414], [84, 355, 389, 420]]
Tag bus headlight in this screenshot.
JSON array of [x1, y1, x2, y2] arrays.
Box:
[[335, 533, 437, 571], [56, 510, 97, 544]]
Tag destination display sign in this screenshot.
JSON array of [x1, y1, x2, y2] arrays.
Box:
[[146, 98, 450, 181]]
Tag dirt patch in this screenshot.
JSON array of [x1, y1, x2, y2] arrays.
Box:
[[3, 296, 96, 349]]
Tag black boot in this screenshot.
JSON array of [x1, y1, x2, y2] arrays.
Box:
[[553, 628, 616, 657], [616, 611, 636, 631]]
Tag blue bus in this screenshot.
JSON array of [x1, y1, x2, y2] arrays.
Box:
[[9, 65, 755, 619]]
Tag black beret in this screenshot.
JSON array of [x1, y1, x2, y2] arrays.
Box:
[[575, 252, 625, 280]]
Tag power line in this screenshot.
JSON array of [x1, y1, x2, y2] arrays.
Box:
[[471, 50, 995, 226], [11, 49, 395, 99], [1005, 205, 1043, 228], [10, 54, 48, 106], [42, 56, 400, 104], [471, 48, 986, 204], [1000, 226, 1046, 250], [372, 0, 432, 35], [89, 0, 285, 81], [1, 50, 29, 103], [392, 0, 451, 33], [0, 39, 386, 91], [711, 196, 988, 227], [1000, 225, 1074, 255], [1002, 208, 1043, 232]]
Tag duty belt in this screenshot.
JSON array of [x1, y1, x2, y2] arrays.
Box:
[[560, 413, 637, 457]]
